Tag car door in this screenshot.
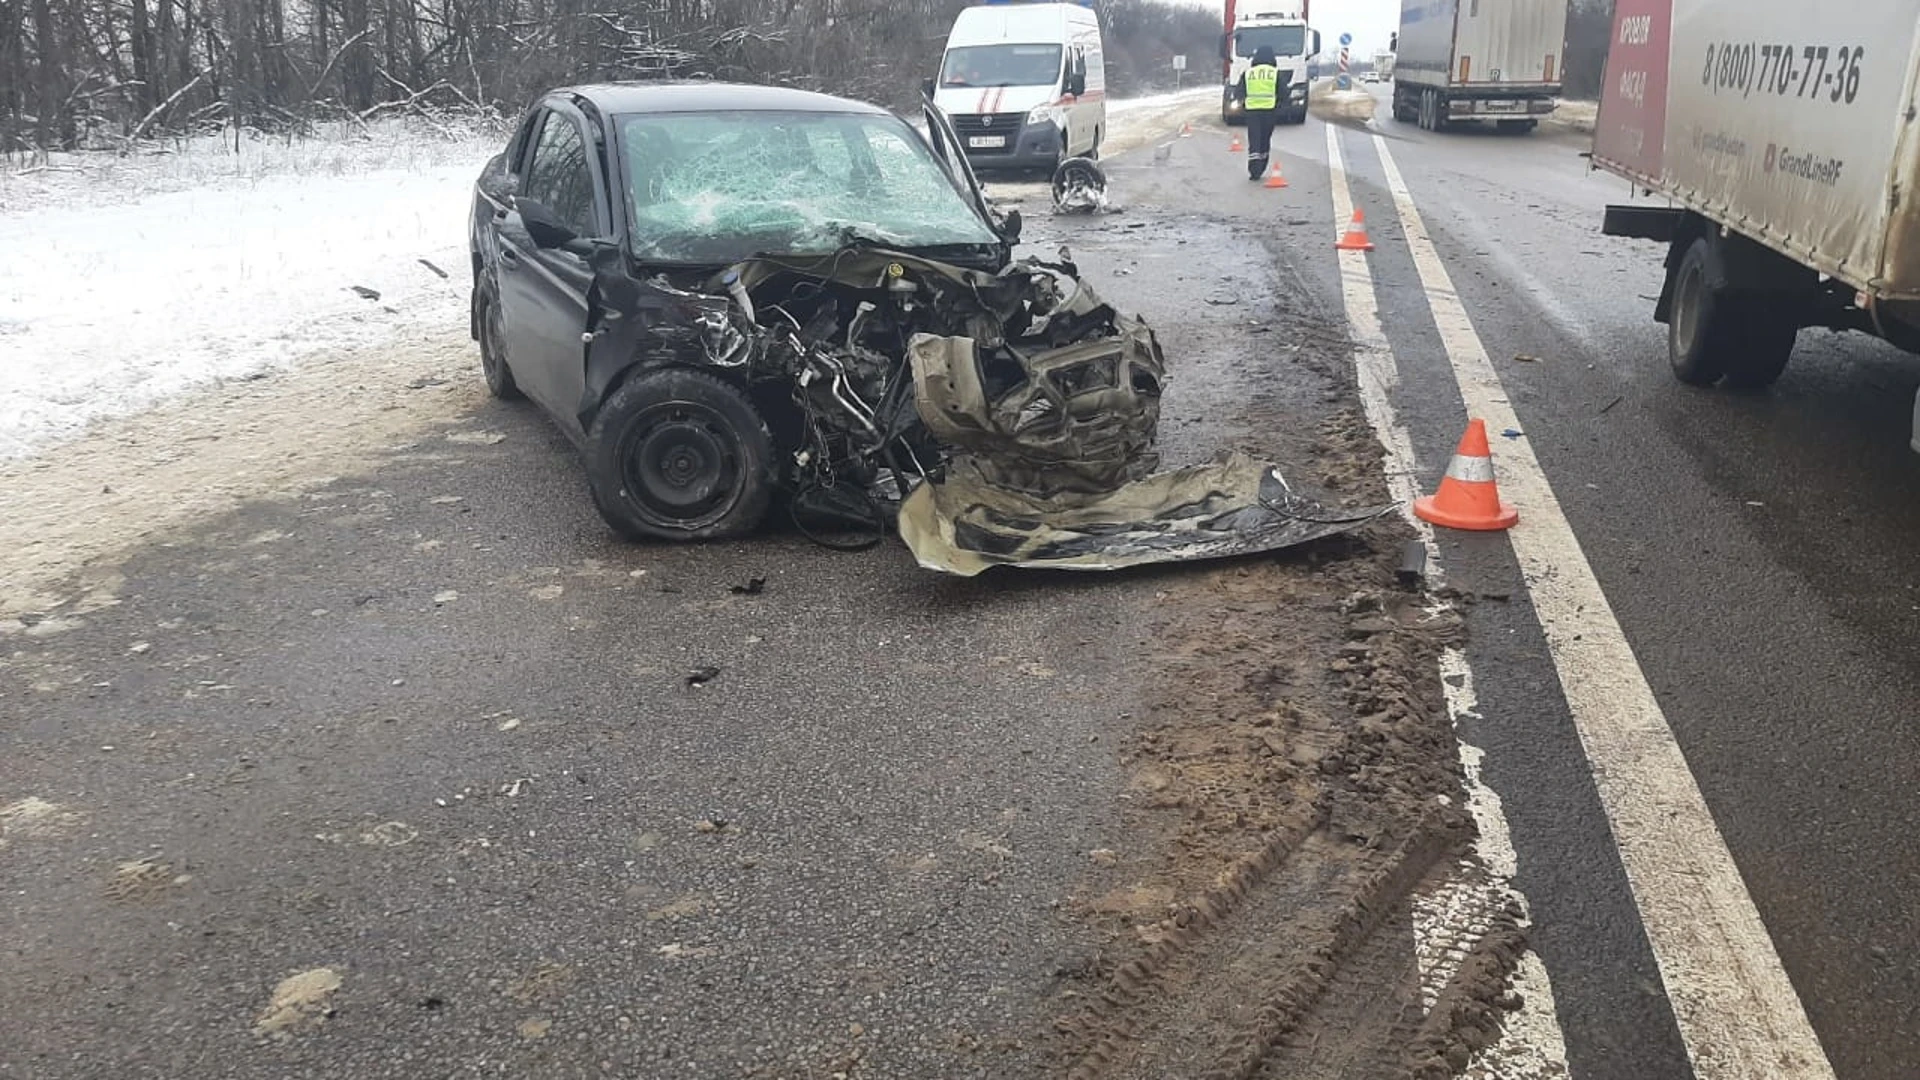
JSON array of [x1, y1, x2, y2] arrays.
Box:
[[497, 104, 610, 435]]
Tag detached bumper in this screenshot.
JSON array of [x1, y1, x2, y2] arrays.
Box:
[[955, 116, 1062, 170]]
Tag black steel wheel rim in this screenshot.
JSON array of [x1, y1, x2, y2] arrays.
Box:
[[618, 400, 745, 530]]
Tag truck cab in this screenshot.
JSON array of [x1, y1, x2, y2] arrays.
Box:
[[1221, 0, 1320, 126], [933, 1, 1107, 172]]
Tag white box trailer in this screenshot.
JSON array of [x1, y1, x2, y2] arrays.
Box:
[[1391, 0, 1571, 132], [1594, 0, 1920, 418]]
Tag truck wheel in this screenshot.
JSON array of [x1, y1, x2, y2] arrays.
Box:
[[1723, 313, 1798, 389], [1668, 238, 1741, 386], [586, 367, 775, 542], [1668, 237, 1801, 388]]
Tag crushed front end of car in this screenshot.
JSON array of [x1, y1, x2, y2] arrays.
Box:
[[591, 241, 1388, 574]]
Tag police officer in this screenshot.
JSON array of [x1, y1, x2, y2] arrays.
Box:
[[1238, 46, 1280, 180]]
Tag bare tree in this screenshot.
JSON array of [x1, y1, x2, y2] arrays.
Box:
[[3, 0, 1230, 150]]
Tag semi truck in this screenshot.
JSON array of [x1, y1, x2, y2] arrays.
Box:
[[1221, 0, 1319, 126], [1391, 0, 1570, 132], [1594, 0, 1920, 445]]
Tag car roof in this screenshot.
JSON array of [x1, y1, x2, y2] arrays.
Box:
[[552, 82, 895, 117]]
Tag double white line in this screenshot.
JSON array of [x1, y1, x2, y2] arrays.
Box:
[[1323, 122, 1837, 1079]]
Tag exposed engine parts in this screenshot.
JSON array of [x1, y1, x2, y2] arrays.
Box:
[[616, 243, 1386, 573]]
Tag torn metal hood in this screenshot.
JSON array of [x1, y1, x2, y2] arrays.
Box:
[[897, 451, 1393, 576]]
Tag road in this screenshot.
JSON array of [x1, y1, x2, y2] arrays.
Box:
[[1283, 83, 1920, 1078], [3, 84, 1917, 1079]]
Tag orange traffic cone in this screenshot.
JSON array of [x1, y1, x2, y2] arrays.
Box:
[[1335, 209, 1375, 252], [1263, 161, 1289, 188], [1229, 132, 1244, 152], [1414, 420, 1519, 531]]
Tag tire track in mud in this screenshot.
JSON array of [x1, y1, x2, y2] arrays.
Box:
[[1045, 289, 1529, 1077]]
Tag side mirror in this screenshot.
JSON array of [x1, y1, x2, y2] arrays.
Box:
[[1310, 31, 1323, 58], [1067, 73, 1086, 97], [922, 77, 937, 98], [515, 197, 577, 250]]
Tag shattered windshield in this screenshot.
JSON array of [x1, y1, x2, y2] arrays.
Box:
[[616, 110, 1000, 265], [1235, 26, 1308, 57], [941, 44, 1065, 88]]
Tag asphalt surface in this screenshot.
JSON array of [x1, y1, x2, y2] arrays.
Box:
[[1317, 86, 1920, 1079], [0, 146, 1360, 1077]]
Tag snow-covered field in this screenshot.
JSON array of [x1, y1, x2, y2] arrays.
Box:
[[0, 93, 1209, 462], [0, 118, 503, 459]]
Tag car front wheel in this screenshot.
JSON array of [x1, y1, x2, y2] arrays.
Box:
[[586, 367, 775, 542]]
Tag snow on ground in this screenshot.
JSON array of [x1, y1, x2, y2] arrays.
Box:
[[1107, 85, 1217, 115], [0, 95, 1205, 463], [0, 119, 502, 460]]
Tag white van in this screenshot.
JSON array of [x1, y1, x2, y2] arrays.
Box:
[[933, 2, 1106, 171]]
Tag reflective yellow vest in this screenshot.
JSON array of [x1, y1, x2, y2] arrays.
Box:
[[1245, 64, 1280, 111]]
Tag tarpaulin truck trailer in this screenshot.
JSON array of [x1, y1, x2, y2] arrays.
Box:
[[1392, 0, 1570, 132], [1595, 0, 1920, 437], [1221, 0, 1319, 126]]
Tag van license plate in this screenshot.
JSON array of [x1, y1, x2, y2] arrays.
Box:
[[1484, 101, 1520, 112], [969, 136, 1006, 148]]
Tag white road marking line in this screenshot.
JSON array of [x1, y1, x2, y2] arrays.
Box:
[[1439, 650, 1572, 1080], [1325, 125, 1430, 538], [1326, 122, 1571, 1072], [1368, 127, 1837, 1079]]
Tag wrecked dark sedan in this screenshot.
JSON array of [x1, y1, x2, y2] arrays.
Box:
[[470, 82, 1387, 573]]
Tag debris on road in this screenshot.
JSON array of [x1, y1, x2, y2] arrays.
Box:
[[1398, 539, 1429, 589], [347, 285, 381, 302], [727, 577, 766, 596], [1051, 156, 1111, 215], [685, 666, 721, 689], [254, 967, 343, 1037]]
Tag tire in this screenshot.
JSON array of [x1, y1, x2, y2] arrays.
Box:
[[1667, 237, 1740, 386], [1417, 90, 1432, 130], [585, 367, 776, 542], [1723, 311, 1799, 389], [1430, 91, 1448, 132], [476, 289, 524, 401]]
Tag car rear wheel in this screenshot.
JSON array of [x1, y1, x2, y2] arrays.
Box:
[[477, 291, 524, 401], [586, 367, 775, 542]]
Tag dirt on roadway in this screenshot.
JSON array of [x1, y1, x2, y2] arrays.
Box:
[[0, 109, 1525, 1079]]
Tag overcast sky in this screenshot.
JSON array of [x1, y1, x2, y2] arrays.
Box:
[[1175, 0, 1404, 58]]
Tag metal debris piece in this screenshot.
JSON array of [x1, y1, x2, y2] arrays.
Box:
[[898, 452, 1393, 576], [1051, 155, 1110, 214]]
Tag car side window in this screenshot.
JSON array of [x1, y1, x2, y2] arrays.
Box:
[[522, 111, 598, 238], [506, 111, 541, 176]]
